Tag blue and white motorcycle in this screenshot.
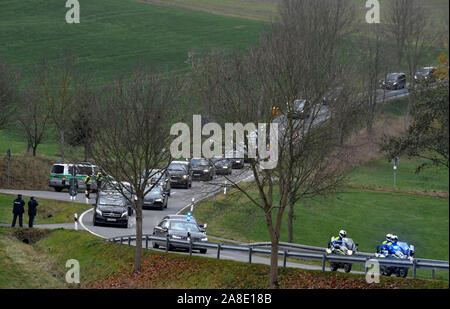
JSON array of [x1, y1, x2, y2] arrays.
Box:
[[376, 242, 415, 278], [326, 237, 359, 273]]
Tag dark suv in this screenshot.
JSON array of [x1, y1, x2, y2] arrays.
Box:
[[93, 193, 133, 228], [144, 169, 171, 196], [190, 158, 216, 181], [381, 73, 407, 90], [167, 161, 192, 189]]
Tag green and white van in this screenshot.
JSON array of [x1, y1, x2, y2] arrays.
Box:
[[49, 162, 100, 192]]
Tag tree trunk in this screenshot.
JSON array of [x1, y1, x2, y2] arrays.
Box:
[[269, 239, 279, 288], [60, 130, 65, 163], [32, 145, 37, 157], [288, 196, 295, 243], [134, 198, 143, 272]]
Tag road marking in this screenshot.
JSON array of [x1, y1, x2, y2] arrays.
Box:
[[79, 208, 107, 239]]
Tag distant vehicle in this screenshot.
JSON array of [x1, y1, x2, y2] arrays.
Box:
[[49, 162, 100, 192], [143, 169, 171, 196], [93, 193, 133, 228], [101, 181, 135, 200], [326, 237, 359, 273], [167, 161, 192, 189], [190, 158, 215, 181], [225, 150, 245, 169], [161, 214, 207, 232], [152, 218, 208, 253], [210, 156, 232, 175], [381, 73, 406, 90], [414, 67, 436, 82], [292, 99, 311, 120], [143, 186, 168, 210]]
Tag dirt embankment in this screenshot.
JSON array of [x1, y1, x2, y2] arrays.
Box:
[[0, 155, 53, 191]]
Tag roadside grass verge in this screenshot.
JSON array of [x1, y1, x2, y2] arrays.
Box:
[[0, 193, 91, 225], [0, 227, 446, 288]]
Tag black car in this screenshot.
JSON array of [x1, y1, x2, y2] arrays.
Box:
[[190, 158, 215, 181], [152, 219, 208, 253], [167, 161, 192, 189], [144, 169, 171, 196], [93, 193, 133, 228], [162, 214, 208, 232], [414, 67, 436, 82], [143, 186, 168, 210], [381, 73, 406, 90], [210, 157, 232, 175], [226, 150, 244, 169]]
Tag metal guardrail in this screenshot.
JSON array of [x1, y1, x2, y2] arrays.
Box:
[[108, 235, 449, 279]]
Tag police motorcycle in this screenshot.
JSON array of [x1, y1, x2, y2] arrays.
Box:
[[326, 237, 359, 273], [375, 240, 414, 278]]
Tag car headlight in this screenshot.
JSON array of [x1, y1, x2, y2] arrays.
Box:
[[183, 175, 188, 179], [155, 198, 162, 202], [121, 211, 128, 217], [203, 169, 210, 173], [235, 160, 241, 163], [95, 208, 102, 216], [201, 237, 208, 241], [171, 235, 182, 239], [347, 250, 353, 255]]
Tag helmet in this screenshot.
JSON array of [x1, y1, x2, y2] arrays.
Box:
[[339, 230, 346, 238], [391, 235, 398, 243], [386, 234, 392, 242]]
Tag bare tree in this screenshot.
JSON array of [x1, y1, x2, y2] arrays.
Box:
[[90, 68, 182, 271], [17, 73, 50, 157], [191, 0, 357, 288], [38, 54, 77, 163], [0, 59, 18, 129], [387, 0, 438, 122]]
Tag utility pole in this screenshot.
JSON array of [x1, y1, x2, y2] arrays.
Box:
[[393, 157, 398, 188], [7, 149, 11, 187]]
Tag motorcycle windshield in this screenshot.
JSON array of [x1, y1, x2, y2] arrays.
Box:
[[342, 238, 355, 250], [397, 242, 410, 255]]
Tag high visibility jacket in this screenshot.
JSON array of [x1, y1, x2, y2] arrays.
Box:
[[96, 173, 102, 182], [85, 176, 92, 185]]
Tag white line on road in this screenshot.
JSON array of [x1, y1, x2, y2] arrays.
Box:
[[79, 208, 107, 239]]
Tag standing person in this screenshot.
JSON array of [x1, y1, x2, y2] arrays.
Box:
[[96, 171, 103, 192], [28, 197, 39, 228], [11, 194, 25, 228], [84, 174, 92, 199]]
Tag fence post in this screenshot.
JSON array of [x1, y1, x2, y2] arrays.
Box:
[[413, 259, 417, 279], [249, 247, 253, 264], [432, 269, 435, 280], [128, 236, 131, 246], [120, 237, 124, 244], [321, 254, 326, 272], [189, 238, 193, 257], [145, 235, 148, 249], [217, 244, 221, 260], [283, 251, 287, 268], [166, 235, 170, 253]]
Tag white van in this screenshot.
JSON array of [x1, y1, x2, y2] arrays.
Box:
[[48, 162, 100, 192]]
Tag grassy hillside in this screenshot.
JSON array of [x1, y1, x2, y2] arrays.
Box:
[[0, 227, 446, 288], [0, 0, 264, 85]]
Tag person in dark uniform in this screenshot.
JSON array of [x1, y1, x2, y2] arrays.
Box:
[[28, 197, 39, 228], [11, 194, 25, 227]]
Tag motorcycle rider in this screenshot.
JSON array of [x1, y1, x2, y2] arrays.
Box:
[[331, 230, 347, 248], [380, 234, 393, 252]]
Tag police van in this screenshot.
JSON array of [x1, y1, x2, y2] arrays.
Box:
[[49, 162, 100, 192]]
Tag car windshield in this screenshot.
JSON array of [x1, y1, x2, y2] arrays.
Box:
[[147, 187, 163, 195], [418, 68, 431, 74], [168, 164, 187, 172], [191, 159, 209, 166], [170, 221, 200, 232], [386, 74, 398, 81], [98, 195, 126, 206], [51, 165, 64, 174]]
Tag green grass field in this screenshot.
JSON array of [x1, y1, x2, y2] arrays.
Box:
[[0, 0, 264, 85], [0, 193, 91, 225], [0, 227, 446, 288]]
